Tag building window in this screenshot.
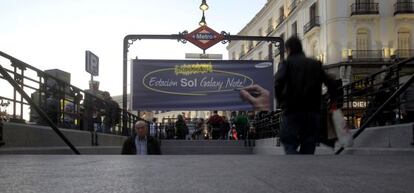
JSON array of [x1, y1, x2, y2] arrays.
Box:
[[356, 28, 369, 58], [310, 2, 318, 19], [311, 41, 319, 59], [397, 28, 411, 58], [277, 6, 285, 26], [356, 28, 369, 50], [258, 51, 263, 60], [291, 21, 297, 37], [248, 41, 254, 51], [267, 18, 273, 34]]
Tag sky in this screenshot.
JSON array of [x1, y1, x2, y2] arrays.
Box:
[[0, 0, 267, 99]]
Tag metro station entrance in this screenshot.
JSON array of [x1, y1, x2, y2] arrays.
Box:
[[122, 25, 284, 137]]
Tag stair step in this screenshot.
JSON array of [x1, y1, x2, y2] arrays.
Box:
[[160, 140, 248, 147], [344, 147, 414, 155], [0, 146, 122, 155]]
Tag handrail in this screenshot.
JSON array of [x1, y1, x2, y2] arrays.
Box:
[[0, 50, 140, 137], [0, 64, 80, 154], [336, 72, 414, 154], [344, 56, 413, 90], [253, 56, 413, 153]]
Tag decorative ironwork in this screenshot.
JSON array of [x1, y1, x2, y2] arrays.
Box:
[[395, 49, 414, 59], [303, 16, 320, 34], [127, 38, 138, 50], [276, 15, 285, 28], [288, 0, 299, 15], [351, 3, 379, 16], [178, 30, 188, 44], [349, 50, 384, 62], [394, 1, 414, 15], [220, 31, 230, 44]]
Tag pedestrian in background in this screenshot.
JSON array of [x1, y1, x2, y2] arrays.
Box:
[[121, 120, 161, 155], [175, 115, 188, 140]]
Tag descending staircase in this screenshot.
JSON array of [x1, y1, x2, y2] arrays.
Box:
[[161, 140, 253, 155], [1, 121, 413, 155], [344, 123, 414, 155]]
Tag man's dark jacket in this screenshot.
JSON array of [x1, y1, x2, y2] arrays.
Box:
[[274, 52, 336, 112], [121, 135, 161, 155]]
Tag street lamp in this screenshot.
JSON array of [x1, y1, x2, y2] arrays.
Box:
[[199, 11, 207, 26], [200, 0, 209, 11]]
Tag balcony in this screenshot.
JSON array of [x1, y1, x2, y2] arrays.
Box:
[[267, 26, 274, 35], [288, 0, 299, 15], [348, 50, 384, 62], [303, 16, 320, 35], [394, 1, 414, 15], [248, 42, 254, 52], [394, 49, 414, 59], [276, 15, 286, 28], [351, 3, 379, 16]]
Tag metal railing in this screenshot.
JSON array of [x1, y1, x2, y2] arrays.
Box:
[[254, 111, 281, 141], [288, 0, 299, 15], [394, 49, 414, 59], [276, 15, 286, 28], [351, 3, 379, 16], [253, 55, 414, 153], [0, 51, 140, 151], [267, 26, 274, 35], [336, 56, 414, 154], [303, 16, 320, 35], [348, 50, 384, 62], [394, 1, 414, 15]]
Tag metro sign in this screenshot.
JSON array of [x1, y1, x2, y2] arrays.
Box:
[[184, 26, 225, 51]]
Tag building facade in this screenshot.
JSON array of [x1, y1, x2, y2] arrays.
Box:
[[227, 0, 414, 83]]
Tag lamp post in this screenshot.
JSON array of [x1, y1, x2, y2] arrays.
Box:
[[200, 0, 209, 11], [199, 11, 207, 26]]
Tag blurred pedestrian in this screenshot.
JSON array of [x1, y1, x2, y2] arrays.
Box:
[[175, 115, 188, 140], [207, 111, 223, 140]]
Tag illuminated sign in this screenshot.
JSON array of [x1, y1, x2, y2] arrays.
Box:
[[352, 101, 367, 108], [184, 26, 224, 50]]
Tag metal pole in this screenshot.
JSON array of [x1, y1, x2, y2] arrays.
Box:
[[0, 64, 80, 154], [13, 66, 17, 119], [122, 37, 128, 136], [20, 68, 24, 119]]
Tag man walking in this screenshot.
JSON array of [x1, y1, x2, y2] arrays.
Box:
[[240, 36, 336, 154], [275, 36, 336, 154]]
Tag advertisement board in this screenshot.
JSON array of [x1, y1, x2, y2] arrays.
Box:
[[131, 59, 274, 110]]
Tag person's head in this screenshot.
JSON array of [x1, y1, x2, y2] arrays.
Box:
[[75, 93, 83, 101], [285, 36, 303, 56], [134, 120, 148, 138], [102, 91, 111, 99], [89, 80, 99, 91], [177, 114, 183, 121], [152, 118, 157, 123], [213, 110, 218, 115]]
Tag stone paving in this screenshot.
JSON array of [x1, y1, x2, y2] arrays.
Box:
[[1, 155, 414, 193]]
